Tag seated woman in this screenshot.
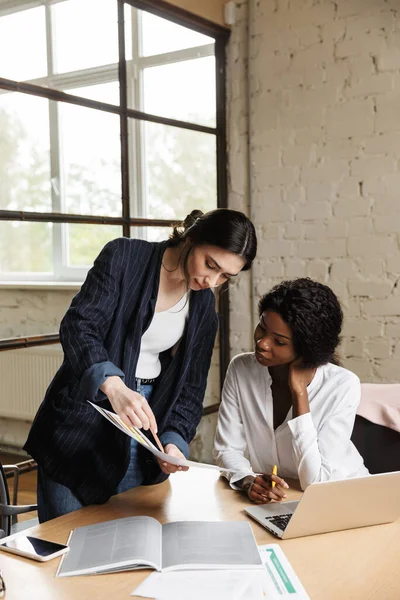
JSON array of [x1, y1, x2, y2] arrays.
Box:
[[213, 278, 368, 504]]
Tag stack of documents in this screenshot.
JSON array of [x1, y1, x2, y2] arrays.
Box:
[[132, 544, 310, 600]]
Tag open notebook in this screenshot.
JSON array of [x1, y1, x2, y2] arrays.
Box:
[[89, 401, 230, 472], [57, 517, 262, 577]]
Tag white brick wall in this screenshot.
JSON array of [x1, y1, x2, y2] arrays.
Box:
[[0, 288, 73, 338], [228, 0, 400, 382], [227, 0, 255, 356], [0, 287, 74, 449]]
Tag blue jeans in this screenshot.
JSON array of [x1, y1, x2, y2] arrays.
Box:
[[37, 383, 154, 523]]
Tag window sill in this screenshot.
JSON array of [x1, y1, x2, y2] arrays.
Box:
[[0, 282, 82, 291]]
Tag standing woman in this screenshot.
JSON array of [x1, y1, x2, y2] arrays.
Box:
[[214, 278, 368, 504], [25, 209, 257, 522]]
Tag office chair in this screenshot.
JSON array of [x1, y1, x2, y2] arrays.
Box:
[[351, 383, 400, 474], [0, 459, 38, 538], [352, 415, 400, 474]]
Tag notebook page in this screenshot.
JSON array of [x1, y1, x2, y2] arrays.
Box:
[[161, 521, 262, 571], [57, 516, 162, 576]]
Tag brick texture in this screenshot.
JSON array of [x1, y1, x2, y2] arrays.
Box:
[[228, 0, 400, 382]]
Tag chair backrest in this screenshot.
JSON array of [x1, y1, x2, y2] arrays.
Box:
[[352, 383, 400, 474], [358, 383, 400, 433], [0, 461, 11, 538]]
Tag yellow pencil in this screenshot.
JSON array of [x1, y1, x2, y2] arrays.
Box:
[[271, 464, 278, 488]]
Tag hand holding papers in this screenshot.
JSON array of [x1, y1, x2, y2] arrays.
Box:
[[89, 402, 231, 473]]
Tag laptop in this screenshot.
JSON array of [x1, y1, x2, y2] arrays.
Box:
[[245, 471, 400, 539]]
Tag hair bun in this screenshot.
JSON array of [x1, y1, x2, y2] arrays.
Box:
[[182, 209, 204, 231]]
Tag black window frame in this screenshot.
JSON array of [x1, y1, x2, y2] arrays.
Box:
[[0, 0, 231, 397]]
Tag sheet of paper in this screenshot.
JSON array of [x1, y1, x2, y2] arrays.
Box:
[[57, 517, 162, 577], [258, 544, 310, 599], [131, 570, 268, 600], [161, 521, 262, 571], [131, 545, 310, 600], [89, 402, 231, 473]]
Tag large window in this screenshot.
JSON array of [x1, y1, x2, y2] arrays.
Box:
[[0, 0, 228, 282]]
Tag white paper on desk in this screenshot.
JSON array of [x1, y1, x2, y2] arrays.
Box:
[[131, 570, 267, 600], [89, 402, 231, 473], [132, 546, 310, 600], [258, 544, 310, 599]]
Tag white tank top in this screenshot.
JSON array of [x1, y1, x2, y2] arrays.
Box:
[[135, 293, 190, 379]]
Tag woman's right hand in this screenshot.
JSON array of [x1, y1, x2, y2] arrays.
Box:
[[243, 473, 289, 504], [100, 376, 158, 433]]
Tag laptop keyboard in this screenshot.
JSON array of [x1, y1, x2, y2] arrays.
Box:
[[267, 514, 293, 531]]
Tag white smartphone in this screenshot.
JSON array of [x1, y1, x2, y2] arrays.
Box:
[[0, 535, 69, 562]]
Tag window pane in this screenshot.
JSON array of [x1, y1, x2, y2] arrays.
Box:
[[0, 7, 47, 81], [138, 121, 217, 220], [59, 104, 121, 216], [140, 12, 214, 56], [0, 93, 51, 212], [61, 82, 120, 106], [52, 0, 118, 73], [0, 222, 52, 273], [66, 225, 121, 267], [130, 226, 171, 243], [142, 57, 216, 127]]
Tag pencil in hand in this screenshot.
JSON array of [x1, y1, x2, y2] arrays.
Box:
[[151, 428, 164, 453], [271, 464, 278, 488]]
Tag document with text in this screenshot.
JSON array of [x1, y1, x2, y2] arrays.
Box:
[[56, 517, 263, 577], [89, 401, 231, 472], [258, 544, 310, 599], [131, 545, 310, 600]]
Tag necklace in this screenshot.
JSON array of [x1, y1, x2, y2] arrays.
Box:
[[161, 260, 188, 294], [162, 245, 184, 273], [161, 260, 178, 272]]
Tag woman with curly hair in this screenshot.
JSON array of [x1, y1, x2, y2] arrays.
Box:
[[213, 278, 368, 504]]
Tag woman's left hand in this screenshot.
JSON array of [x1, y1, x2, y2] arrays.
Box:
[[156, 444, 189, 475], [288, 358, 316, 397]]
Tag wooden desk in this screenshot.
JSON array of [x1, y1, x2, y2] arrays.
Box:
[[1, 469, 399, 599]]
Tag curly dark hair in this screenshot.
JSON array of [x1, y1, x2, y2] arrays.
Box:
[[258, 278, 343, 368]]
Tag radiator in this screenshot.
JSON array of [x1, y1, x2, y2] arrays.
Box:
[[0, 345, 63, 420]]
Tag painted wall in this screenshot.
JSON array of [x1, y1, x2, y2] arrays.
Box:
[[229, 0, 400, 383], [165, 0, 227, 27]]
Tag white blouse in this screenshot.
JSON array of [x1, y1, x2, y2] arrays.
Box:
[[213, 353, 369, 490]]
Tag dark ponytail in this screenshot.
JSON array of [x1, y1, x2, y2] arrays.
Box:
[[170, 209, 204, 241], [169, 208, 257, 271]]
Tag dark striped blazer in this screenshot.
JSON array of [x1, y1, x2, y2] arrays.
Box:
[[24, 238, 218, 505]]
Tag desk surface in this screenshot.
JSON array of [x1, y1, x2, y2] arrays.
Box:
[[1, 469, 399, 600]]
